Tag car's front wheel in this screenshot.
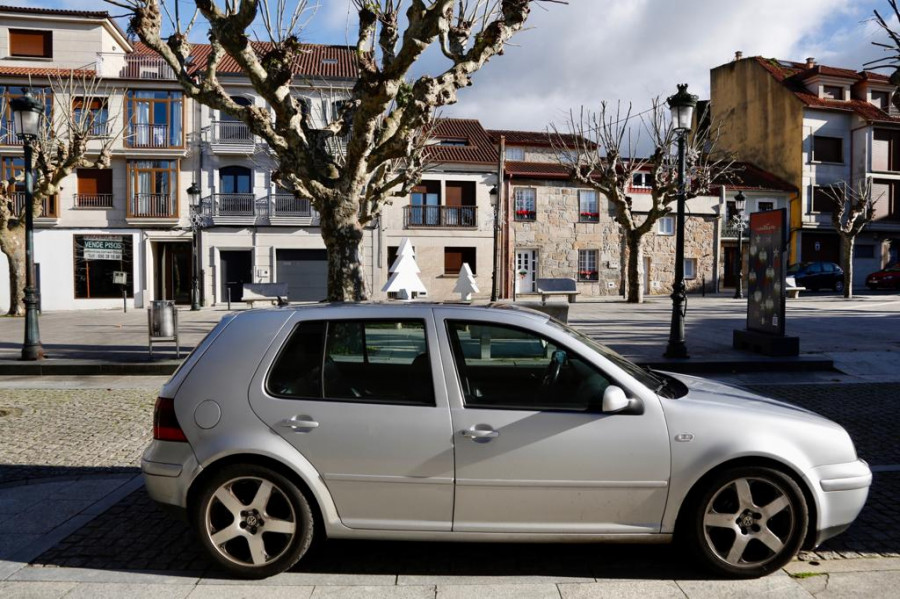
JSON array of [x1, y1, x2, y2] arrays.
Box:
[[193, 464, 315, 579], [685, 466, 808, 578], [834, 279, 844, 293]]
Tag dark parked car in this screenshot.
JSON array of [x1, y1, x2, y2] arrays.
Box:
[[866, 264, 900, 290], [787, 262, 844, 292]]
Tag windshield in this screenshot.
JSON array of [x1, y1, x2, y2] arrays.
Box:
[[546, 319, 666, 392]]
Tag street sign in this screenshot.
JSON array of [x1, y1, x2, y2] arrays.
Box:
[[113, 271, 127, 285], [83, 236, 123, 261]]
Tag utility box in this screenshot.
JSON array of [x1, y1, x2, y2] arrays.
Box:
[[148, 300, 180, 358]]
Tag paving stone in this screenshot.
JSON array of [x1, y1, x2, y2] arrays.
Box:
[[559, 580, 686, 598], [439, 582, 562, 598], [0, 581, 76, 599], [9, 566, 198, 585], [675, 570, 812, 598], [187, 585, 314, 598], [310, 586, 435, 599], [794, 570, 899, 598], [61, 582, 194, 599]]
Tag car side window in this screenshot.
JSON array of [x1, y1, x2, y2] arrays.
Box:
[[267, 319, 434, 406], [446, 321, 612, 411], [808, 263, 823, 273]]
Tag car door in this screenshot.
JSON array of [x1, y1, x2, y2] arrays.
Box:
[[434, 310, 671, 534], [248, 307, 455, 531]]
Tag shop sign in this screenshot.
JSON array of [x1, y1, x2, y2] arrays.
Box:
[[83, 236, 123, 261], [747, 209, 787, 336]]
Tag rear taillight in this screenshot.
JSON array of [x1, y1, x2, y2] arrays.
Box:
[[153, 396, 187, 442]]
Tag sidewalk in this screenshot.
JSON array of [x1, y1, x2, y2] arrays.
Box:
[[0, 291, 898, 377]]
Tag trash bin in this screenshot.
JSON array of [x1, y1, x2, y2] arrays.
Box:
[[150, 300, 176, 338]]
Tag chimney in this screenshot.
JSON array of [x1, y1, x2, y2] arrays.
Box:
[[806, 57, 816, 69], [734, 51, 743, 61]]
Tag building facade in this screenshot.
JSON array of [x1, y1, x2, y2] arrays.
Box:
[[711, 55, 900, 286]]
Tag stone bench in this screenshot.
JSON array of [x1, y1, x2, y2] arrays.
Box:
[[243, 283, 289, 307], [536, 278, 580, 305], [785, 276, 805, 299]]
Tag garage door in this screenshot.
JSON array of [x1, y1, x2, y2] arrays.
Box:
[[276, 249, 328, 302]]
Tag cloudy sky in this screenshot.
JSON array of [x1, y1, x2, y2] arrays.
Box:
[[51, 0, 900, 132]]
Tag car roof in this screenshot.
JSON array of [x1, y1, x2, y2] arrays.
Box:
[[238, 301, 553, 319]]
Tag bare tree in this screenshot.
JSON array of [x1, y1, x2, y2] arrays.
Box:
[[822, 179, 878, 299], [0, 73, 122, 315], [551, 100, 732, 303], [110, 0, 555, 301]]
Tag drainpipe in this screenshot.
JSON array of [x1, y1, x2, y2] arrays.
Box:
[[714, 185, 724, 293], [492, 136, 505, 301]]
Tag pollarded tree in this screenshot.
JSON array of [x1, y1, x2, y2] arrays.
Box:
[[110, 0, 554, 301], [0, 74, 121, 315], [551, 98, 733, 303], [822, 179, 878, 299]]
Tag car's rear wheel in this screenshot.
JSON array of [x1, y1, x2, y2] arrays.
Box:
[[685, 466, 808, 578], [834, 280, 844, 293], [194, 464, 314, 579]]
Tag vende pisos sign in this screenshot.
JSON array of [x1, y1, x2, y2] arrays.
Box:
[[83, 236, 123, 261]]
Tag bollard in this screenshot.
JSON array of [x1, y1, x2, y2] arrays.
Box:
[[227, 287, 232, 311], [701, 275, 706, 297]]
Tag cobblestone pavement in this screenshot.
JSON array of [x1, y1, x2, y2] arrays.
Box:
[[0, 388, 154, 485], [0, 381, 889, 577]]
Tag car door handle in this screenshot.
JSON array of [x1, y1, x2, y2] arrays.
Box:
[[461, 426, 500, 440], [279, 416, 319, 431]]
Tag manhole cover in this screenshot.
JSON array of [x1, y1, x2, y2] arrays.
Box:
[[0, 407, 22, 418]]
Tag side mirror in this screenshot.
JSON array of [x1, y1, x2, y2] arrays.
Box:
[[602, 385, 630, 414]]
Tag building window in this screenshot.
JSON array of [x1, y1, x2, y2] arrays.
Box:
[[1, 87, 51, 144], [73, 97, 109, 136], [684, 258, 697, 280], [126, 90, 183, 148], [871, 179, 900, 222], [73, 235, 133, 299], [822, 85, 844, 100], [505, 147, 525, 161], [758, 201, 774, 212], [128, 160, 179, 217], [812, 186, 835, 213], [579, 190, 599, 222], [408, 180, 441, 226], [577, 249, 598, 281], [871, 90, 891, 110], [76, 169, 114, 208], [2, 156, 57, 216], [854, 245, 875, 259], [9, 29, 52, 58], [812, 136, 843, 163], [514, 187, 536, 221], [632, 172, 651, 188], [657, 216, 674, 235], [439, 138, 468, 146], [445, 247, 476, 275]]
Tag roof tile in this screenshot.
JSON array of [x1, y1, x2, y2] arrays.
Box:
[[427, 119, 498, 165]]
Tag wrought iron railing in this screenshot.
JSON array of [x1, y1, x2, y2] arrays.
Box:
[[404, 205, 477, 228], [74, 193, 114, 209], [205, 193, 256, 217], [271, 193, 313, 217], [127, 123, 181, 148], [211, 120, 253, 144], [9, 192, 57, 217], [115, 53, 176, 80], [129, 193, 176, 218], [1, 121, 23, 145], [722, 219, 747, 239]]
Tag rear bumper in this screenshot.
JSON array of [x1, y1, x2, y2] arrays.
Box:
[[141, 440, 201, 510], [810, 459, 871, 547]]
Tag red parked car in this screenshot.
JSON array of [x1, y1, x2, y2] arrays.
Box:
[[866, 265, 900, 290]]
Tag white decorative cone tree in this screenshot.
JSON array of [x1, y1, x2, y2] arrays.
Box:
[[382, 237, 427, 300], [453, 263, 479, 302]]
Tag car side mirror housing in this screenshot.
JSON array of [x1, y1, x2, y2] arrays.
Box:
[[602, 385, 630, 414]]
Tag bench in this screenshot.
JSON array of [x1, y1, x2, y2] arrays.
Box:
[[536, 278, 580, 305], [243, 283, 289, 307], [785, 276, 805, 299]]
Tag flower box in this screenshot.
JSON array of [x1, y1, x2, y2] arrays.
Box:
[[515, 209, 536, 221], [579, 212, 600, 222], [578, 270, 599, 282]]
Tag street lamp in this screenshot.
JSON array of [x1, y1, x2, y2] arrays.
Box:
[[489, 184, 499, 302], [187, 182, 201, 311], [11, 90, 45, 361], [664, 83, 697, 359], [732, 190, 747, 300]]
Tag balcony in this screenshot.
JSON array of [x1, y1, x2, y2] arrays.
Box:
[[74, 194, 114, 209], [127, 123, 182, 149], [128, 193, 177, 220], [269, 193, 320, 226], [2, 122, 23, 146], [404, 205, 477, 228], [722, 219, 747, 239], [210, 120, 255, 154], [198, 193, 319, 226], [98, 53, 176, 80], [9, 192, 58, 219]]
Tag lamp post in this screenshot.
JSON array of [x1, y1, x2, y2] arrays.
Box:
[[732, 190, 747, 300], [11, 90, 45, 361], [187, 182, 201, 311], [664, 83, 697, 359], [489, 184, 499, 302]]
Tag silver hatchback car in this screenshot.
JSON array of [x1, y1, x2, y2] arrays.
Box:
[[143, 303, 870, 579]]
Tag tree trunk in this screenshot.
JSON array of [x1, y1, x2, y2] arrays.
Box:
[[320, 202, 367, 302], [625, 230, 644, 303], [841, 234, 854, 299], [0, 222, 25, 316]]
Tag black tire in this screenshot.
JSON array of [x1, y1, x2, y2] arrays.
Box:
[[834, 280, 844, 293], [193, 464, 315, 579], [683, 466, 808, 578]]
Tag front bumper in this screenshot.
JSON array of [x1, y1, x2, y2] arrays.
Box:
[[810, 459, 872, 547], [141, 439, 202, 510]]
